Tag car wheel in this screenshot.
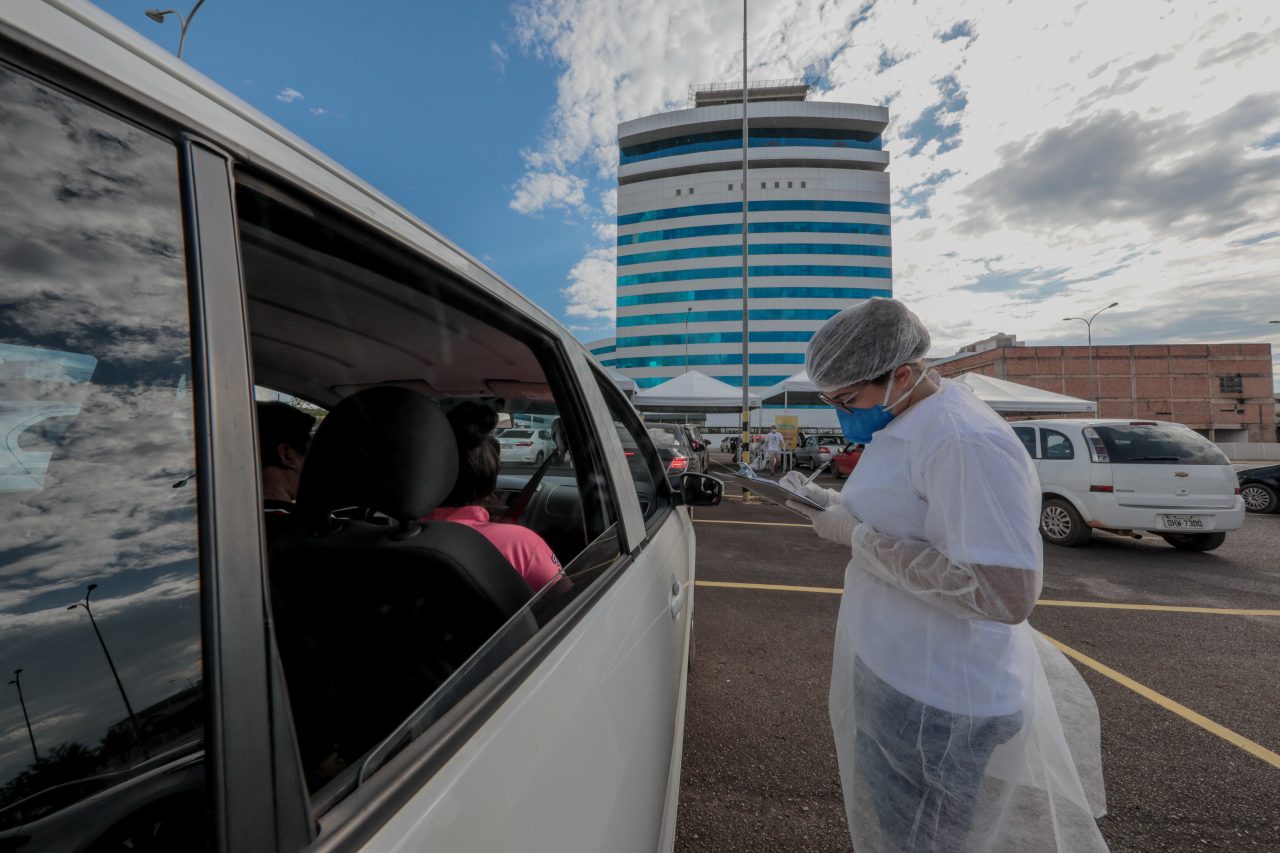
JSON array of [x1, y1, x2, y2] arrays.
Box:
[[1040, 498, 1091, 547], [1161, 531, 1227, 552], [1240, 483, 1278, 514], [534, 451, 544, 464]]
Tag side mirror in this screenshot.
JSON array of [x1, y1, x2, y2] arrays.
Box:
[[679, 473, 723, 507]]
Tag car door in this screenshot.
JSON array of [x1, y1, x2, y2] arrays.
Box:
[[1035, 427, 1090, 504]]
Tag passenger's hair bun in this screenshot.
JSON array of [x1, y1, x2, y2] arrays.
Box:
[[447, 401, 498, 450]]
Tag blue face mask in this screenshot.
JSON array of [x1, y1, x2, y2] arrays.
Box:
[[832, 367, 928, 444], [836, 405, 896, 444]]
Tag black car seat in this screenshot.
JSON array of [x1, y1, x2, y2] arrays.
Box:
[[267, 387, 535, 787]]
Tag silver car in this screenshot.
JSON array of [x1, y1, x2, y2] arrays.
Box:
[[794, 434, 845, 470]]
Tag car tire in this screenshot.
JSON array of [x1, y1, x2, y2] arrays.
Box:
[[1241, 483, 1278, 514], [1040, 498, 1091, 547], [1161, 531, 1227, 552]]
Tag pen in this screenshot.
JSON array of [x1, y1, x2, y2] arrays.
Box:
[[803, 460, 829, 484]]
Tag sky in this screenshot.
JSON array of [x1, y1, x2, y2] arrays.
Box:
[[91, 0, 1280, 375]]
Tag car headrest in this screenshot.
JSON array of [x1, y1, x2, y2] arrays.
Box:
[[296, 387, 458, 521]]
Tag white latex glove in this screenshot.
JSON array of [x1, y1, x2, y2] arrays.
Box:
[[786, 498, 861, 546], [777, 471, 838, 509]]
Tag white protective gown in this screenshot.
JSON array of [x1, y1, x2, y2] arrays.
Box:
[[830, 380, 1107, 852]]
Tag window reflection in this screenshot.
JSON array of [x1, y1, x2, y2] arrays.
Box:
[[0, 64, 203, 846]]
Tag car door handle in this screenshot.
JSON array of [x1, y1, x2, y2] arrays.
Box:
[[669, 578, 687, 620]]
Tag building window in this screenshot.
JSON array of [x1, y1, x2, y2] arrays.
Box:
[[760, 182, 766, 189], [1219, 375, 1243, 395], [774, 181, 780, 188], [675, 188, 681, 196], [728, 183, 734, 191], [801, 181, 807, 188], [787, 181, 793, 188], [688, 187, 694, 195]]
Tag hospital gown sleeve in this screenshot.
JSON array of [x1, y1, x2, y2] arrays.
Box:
[[849, 435, 1043, 624]]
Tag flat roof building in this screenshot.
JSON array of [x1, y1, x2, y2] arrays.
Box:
[[612, 82, 892, 391]]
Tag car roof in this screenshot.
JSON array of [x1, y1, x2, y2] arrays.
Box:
[[1013, 419, 1185, 429], [2, 2, 581, 354]]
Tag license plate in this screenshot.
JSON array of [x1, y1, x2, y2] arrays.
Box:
[[1161, 514, 1206, 530]]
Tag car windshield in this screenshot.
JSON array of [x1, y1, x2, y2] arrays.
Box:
[[1093, 425, 1230, 465], [647, 427, 679, 446]]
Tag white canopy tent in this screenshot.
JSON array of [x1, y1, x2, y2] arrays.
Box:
[[604, 367, 637, 396], [632, 370, 761, 412], [956, 372, 1097, 414]]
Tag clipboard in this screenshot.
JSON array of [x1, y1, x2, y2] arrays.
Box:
[[722, 463, 828, 514]]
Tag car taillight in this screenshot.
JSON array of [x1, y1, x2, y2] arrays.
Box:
[[515, 442, 532, 447], [669, 455, 688, 471], [624, 450, 636, 457], [1082, 427, 1109, 463], [819, 447, 832, 454], [1235, 487, 1242, 495], [1089, 485, 1114, 493]]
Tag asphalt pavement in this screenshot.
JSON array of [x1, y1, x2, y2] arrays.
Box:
[[675, 453, 1280, 852]]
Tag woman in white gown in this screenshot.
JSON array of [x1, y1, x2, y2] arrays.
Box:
[[781, 298, 1107, 853]]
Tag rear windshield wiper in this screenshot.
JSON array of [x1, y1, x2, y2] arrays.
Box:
[[1126, 455, 1182, 461]]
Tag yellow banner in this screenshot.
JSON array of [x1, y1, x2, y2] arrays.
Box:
[[774, 415, 799, 450]]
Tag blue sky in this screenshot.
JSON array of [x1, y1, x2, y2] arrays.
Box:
[[90, 0, 1280, 371], [93, 0, 606, 334]]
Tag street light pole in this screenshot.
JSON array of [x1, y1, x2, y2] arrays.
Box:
[[145, 0, 207, 59], [68, 584, 145, 750], [1063, 301, 1119, 410], [739, 0, 751, 466], [685, 307, 692, 372], [8, 669, 38, 763]]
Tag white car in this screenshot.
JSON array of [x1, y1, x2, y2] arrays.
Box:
[[0, 4, 723, 850], [497, 427, 556, 464], [1012, 419, 1245, 551]]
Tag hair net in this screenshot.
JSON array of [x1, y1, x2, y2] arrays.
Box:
[[806, 298, 931, 392]]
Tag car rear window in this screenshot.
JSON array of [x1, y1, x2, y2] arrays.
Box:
[[1093, 425, 1230, 465], [501, 430, 532, 438]]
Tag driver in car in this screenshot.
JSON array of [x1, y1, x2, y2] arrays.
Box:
[[423, 401, 563, 591]]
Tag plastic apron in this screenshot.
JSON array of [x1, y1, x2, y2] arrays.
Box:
[[829, 539, 1109, 852]]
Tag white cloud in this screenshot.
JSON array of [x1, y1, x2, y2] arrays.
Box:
[[509, 0, 1280, 357], [309, 107, 330, 117], [509, 170, 589, 214], [275, 87, 304, 103], [491, 40, 510, 74], [561, 246, 616, 320]]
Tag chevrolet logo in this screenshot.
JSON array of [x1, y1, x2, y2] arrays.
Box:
[[1173, 472, 1190, 478]]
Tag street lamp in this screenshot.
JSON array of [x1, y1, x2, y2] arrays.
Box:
[[144, 0, 207, 59], [1063, 301, 1120, 410], [684, 307, 693, 372], [8, 669, 38, 763], [68, 584, 145, 750]]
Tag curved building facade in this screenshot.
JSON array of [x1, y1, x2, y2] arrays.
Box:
[[614, 85, 892, 391]]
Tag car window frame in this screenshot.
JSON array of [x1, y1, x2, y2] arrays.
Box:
[[0, 46, 312, 853], [1040, 428, 1075, 461], [1013, 426, 1039, 459], [229, 166, 659, 841]]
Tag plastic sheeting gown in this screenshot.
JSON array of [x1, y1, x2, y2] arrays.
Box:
[[826, 380, 1108, 853]]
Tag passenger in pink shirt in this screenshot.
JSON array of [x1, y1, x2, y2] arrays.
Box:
[[423, 402, 563, 592]]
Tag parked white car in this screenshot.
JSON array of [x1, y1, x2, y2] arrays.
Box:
[[497, 427, 556, 464], [0, 4, 723, 850], [1012, 419, 1245, 551]]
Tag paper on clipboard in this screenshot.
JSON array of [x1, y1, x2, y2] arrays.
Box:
[[723, 463, 828, 514]]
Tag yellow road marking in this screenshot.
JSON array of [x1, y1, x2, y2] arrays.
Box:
[[694, 519, 812, 528], [1042, 634, 1280, 771], [697, 580, 844, 594], [1038, 600, 1280, 617], [694, 581, 1280, 617]]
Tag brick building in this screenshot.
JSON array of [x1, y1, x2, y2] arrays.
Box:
[[934, 342, 1276, 443]]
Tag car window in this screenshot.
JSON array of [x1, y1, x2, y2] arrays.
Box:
[[1092, 425, 1230, 465], [235, 175, 625, 804], [1013, 426, 1038, 458], [598, 380, 669, 523], [1041, 429, 1075, 460], [0, 64, 205, 843]]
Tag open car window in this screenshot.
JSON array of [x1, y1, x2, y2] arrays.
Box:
[[235, 173, 627, 812]]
